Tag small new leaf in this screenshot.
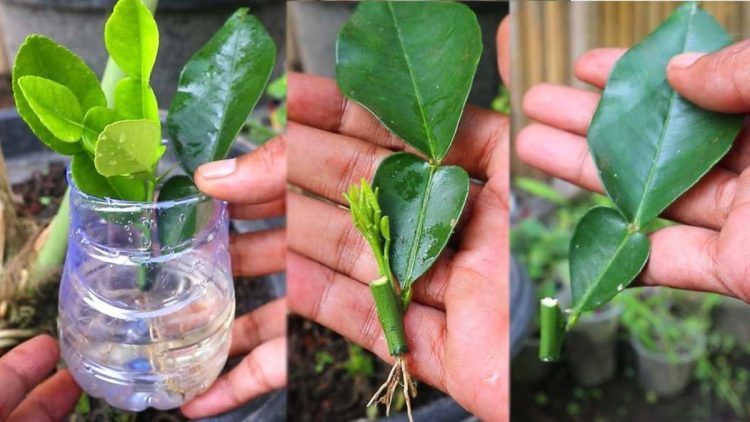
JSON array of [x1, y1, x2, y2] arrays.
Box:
[[82, 106, 121, 154], [95, 119, 164, 177], [18, 76, 83, 142], [104, 0, 159, 81]]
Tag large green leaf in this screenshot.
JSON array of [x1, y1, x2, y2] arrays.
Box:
[[12, 35, 106, 154], [95, 119, 164, 177], [336, 1, 482, 161], [18, 76, 83, 142], [588, 2, 743, 226], [569, 207, 650, 318], [373, 152, 469, 288], [167, 8, 276, 174], [104, 0, 159, 81]]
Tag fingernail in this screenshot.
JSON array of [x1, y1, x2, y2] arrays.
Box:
[[198, 158, 237, 180], [669, 52, 705, 69]]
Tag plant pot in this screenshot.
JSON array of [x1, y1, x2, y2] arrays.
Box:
[[565, 304, 622, 386], [630, 332, 705, 398], [511, 337, 553, 384], [59, 171, 235, 411], [714, 296, 750, 347], [0, 108, 286, 419], [0, 0, 285, 105]]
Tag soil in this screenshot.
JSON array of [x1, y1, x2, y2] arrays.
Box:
[[287, 314, 445, 422], [4, 162, 281, 421], [511, 336, 747, 421]]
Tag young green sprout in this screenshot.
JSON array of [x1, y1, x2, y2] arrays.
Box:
[[344, 179, 416, 421]]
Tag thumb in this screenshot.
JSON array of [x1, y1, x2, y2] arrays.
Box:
[[497, 16, 510, 85], [667, 40, 750, 113]]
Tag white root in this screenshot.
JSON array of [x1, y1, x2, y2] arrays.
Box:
[[367, 356, 417, 422]]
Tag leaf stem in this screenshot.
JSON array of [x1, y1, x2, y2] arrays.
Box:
[[539, 297, 566, 361], [371, 276, 408, 355]]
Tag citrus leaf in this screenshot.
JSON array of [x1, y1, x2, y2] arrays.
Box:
[[104, 0, 159, 81], [588, 2, 744, 226], [71, 153, 118, 198], [569, 207, 650, 317], [167, 8, 276, 174], [336, 1, 481, 161], [12, 35, 105, 154], [82, 106, 121, 154], [373, 152, 469, 288], [95, 119, 164, 177], [114, 77, 159, 121], [18, 76, 83, 142]]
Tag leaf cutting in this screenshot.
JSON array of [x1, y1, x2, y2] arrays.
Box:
[[538, 2, 745, 361], [336, 1, 481, 419]]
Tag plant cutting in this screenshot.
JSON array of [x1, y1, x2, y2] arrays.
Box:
[[11, 0, 276, 410], [538, 2, 745, 361], [336, 1, 481, 419]]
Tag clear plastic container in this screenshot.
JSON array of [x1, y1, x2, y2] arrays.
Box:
[[59, 171, 235, 411]]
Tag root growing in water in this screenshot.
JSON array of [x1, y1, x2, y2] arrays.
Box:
[[367, 356, 417, 421]]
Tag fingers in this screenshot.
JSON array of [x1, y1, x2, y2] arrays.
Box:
[[523, 83, 600, 136], [574, 48, 626, 88], [229, 229, 286, 277], [714, 168, 750, 302], [497, 16, 510, 85], [288, 72, 505, 180], [230, 299, 287, 356], [181, 337, 287, 419], [229, 199, 285, 220], [287, 191, 452, 309], [8, 370, 81, 422], [516, 123, 738, 231], [667, 40, 750, 113], [287, 252, 449, 393], [0, 335, 61, 421], [195, 135, 286, 205]]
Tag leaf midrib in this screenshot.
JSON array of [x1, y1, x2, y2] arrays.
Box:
[[403, 163, 437, 286], [633, 4, 697, 225], [211, 27, 244, 161], [385, 2, 436, 159]]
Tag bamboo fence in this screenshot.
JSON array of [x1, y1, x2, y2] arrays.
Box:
[[512, 1, 750, 177]]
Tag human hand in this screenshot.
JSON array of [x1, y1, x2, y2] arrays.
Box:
[[0, 335, 81, 421], [181, 140, 287, 418], [518, 41, 750, 302], [286, 17, 509, 421]]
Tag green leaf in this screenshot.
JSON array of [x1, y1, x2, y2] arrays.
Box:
[[157, 175, 199, 249], [373, 152, 469, 288], [336, 1, 482, 161], [114, 77, 159, 121], [18, 76, 83, 142], [82, 106, 121, 154], [588, 2, 744, 226], [569, 207, 650, 318], [167, 8, 276, 174], [71, 153, 118, 198], [104, 0, 159, 81], [12, 35, 106, 154], [95, 119, 164, 177]]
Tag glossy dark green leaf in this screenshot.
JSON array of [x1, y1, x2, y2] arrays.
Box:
[[373, 152, 469, 288], [569, 207, 650, 319], [336, 1, 481, 161], [167, 8, 276, 174], [157, 175, 200, 250], [12, 35, 106, 155], [588, 2, 743, 227]]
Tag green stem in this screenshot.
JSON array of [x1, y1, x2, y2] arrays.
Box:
[[371, 276, 408, 356], [32, 189, 70, 278], [539, 297, 565, 362]]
